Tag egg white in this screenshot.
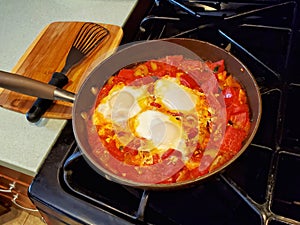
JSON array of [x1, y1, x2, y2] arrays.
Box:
[[154, 77, 198, 111], [96, 84, 149, 124]]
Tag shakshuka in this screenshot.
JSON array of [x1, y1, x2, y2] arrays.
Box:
[[90, 55, 251, 184]]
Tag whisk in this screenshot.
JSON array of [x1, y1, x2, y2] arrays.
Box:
[[26, 22, 109, 123]]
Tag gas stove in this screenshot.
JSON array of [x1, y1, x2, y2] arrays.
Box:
[[29, 0, 300, 224]]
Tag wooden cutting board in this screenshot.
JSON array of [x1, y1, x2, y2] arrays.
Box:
[[0, 21, 123, 119]]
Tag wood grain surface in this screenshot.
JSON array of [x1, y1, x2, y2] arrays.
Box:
[[0, 21, 123, 119]]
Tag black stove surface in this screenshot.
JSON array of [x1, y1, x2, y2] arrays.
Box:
[[29, 0, 300, 224]]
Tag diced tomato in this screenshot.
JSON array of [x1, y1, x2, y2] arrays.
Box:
[[180, 74, 201, 90], [113, 69, 136, 84], [220, 126, 247, 154], [206, 59, 225, 74], [118, 68, 134, 78], [123, 146, 138, 156], [123, 146, 140, 165], [152, 154, 160, 164], [106, 140, 125, 161], [227, 103, 249, 116], [222, 87, 240, 106], [229, 111, 250, 129]]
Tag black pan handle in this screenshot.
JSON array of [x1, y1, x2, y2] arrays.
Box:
[[26, 72, 69, 123]]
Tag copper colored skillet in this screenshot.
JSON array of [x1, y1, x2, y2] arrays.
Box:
[[0, 38, 262, 190]]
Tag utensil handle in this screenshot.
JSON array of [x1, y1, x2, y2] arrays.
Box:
[[0, 70, 75, 103], [0, 70, 57, 99], [26, 72, 69, 122]]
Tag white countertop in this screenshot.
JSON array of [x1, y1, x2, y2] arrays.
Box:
[[0, 0, 137, 176]]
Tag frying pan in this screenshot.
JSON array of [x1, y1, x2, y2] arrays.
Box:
[[0, 38, 261, 190]]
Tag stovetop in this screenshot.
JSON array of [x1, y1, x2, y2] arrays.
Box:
[[29, 0, 300, 224]]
